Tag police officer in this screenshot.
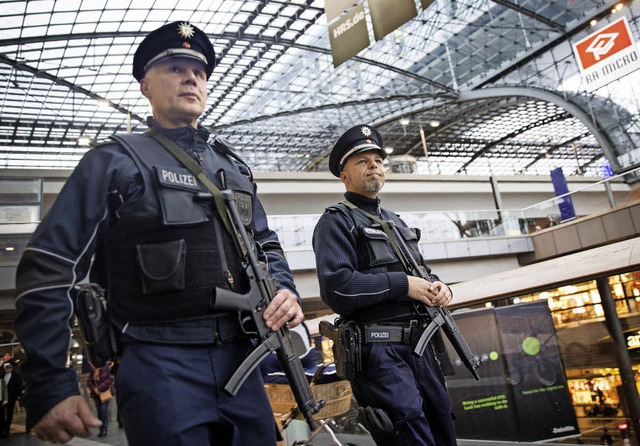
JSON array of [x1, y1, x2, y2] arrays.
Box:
[[312, 125, 456, 446], [15, 21, 303, 445]]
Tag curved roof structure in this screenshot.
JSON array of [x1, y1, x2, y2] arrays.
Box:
[[0, 0, 639, 177]]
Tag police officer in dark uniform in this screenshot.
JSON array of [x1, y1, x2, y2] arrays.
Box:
[[312, 125, 457, 446], [14, 21, 303, 445]]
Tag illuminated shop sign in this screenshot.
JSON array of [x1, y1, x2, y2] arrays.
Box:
[[626, 329, 640, 349]]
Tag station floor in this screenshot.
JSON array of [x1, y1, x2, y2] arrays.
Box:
[[0, 406, 625, 446]]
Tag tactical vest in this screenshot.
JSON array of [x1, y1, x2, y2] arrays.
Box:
[[329, 202, 425, 323], [101, 133, 253, 323]]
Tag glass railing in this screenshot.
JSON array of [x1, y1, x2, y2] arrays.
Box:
[[1, 170, 636, 254], [270, 169, 637, 250]]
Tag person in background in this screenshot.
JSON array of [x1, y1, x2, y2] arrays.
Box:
[[2, 362, 23, 437], [14, 21, 302, 445], [600, 427, 613, 445], [312, 125, 456, 446], [87, 363, 114, 437]]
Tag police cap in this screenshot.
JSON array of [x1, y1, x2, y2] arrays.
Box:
[[329, 125, 386, 177], [133, 21, 216, 82]]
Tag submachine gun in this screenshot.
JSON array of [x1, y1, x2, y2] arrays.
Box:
[[388, 221, 484, 380], [207, 188, 324, 430]]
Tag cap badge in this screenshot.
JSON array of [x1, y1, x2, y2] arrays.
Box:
[[361, 126, 372, 137], [182, 42, 191, 49], [177, 22, 195, 39]]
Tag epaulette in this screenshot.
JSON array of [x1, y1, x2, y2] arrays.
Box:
[[91, 137, 116, 148]]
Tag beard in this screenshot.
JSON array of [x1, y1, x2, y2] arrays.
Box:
[[363, 176, 384, 193]]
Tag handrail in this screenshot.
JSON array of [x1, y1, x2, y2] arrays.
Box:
[[268, 170, 631, 247], [520, 165, 639, 212], [0, 170, 632, 247]]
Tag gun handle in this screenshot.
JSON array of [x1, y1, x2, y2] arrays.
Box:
[[413, 316, 443, 356], [224, 335, 280, 396], [214, 287, 253, 312]]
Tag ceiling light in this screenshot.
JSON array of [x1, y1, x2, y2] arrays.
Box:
[[615, 3, 623, 11], [384, 147, 394, 154], [97, 100, 112, 109], [4, 247, 14, 252], [78, 136, 91, 146], [590, 19, 598, 26], [399, 118, 410, 126], [429, 120, 440, 127]]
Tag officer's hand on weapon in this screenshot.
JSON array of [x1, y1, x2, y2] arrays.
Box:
[[33, 395, 102, 444], [407, 276, 452, 307], [428, 280, 453, 306], [262, 288, 304, 331]]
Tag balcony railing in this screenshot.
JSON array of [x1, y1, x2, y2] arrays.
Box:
[[269, 169, 633, 250]]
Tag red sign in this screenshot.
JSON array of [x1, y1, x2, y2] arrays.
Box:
[[574, 18, 634, 70]]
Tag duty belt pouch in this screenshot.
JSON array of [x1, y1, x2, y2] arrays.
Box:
[[319, 319, 361, 380]]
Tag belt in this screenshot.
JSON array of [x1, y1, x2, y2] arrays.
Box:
[[361, 322, 426, 345], [119, 313, 248, 345]]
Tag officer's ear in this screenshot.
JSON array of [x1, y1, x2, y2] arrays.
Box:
[[340, 169, 349, 186], [140, 77, 151, 99]]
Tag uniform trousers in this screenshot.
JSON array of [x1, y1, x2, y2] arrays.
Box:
[[116, 340, 276, 446], [350, 342, 457, 446]]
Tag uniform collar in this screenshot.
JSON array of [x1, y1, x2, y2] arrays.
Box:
[[147, 117, 211, 143], [344, 191, 381, 215]]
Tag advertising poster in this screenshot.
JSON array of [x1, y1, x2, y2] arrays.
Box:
[[445, 308, 520, 440], [572, 16, 640, 92], [445, 302, 579, 441], [495, 302, 579, 441]]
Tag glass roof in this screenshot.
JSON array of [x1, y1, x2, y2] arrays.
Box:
[[0, 0, 638, 177]]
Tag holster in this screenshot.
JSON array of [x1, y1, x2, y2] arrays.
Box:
[[72, 283, 118, 368], [319, 319, 362, 380]]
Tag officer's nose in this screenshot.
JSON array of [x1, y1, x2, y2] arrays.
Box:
[[184, 70, 198, 84]]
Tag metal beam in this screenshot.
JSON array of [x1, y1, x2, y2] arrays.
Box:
[[489, 0, 565, 32], [458, 87, 620, 170]]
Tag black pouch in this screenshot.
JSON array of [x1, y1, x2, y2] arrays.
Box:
[[319, 319, 362, 380], [396, 226, 422, 261], [136, 239, 187, 295], [359, 226, 397, 267], [154, 166, 209, 226]]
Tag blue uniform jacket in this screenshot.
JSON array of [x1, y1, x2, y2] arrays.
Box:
[[13, 119, 298, 428], [312, 191, 442, 317]]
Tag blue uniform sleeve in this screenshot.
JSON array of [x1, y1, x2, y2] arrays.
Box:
[[14, 144, 133, 428], [251, 183, 300, 300], [312, 210, 409, 315]]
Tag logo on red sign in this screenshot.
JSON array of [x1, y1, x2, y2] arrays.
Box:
[[574, 18, 633, 70]]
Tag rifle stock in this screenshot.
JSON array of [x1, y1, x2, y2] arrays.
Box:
[[213, 189, 324, 430], [388, 222, 484, 380]]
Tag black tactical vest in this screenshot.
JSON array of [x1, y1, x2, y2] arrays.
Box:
[[101, 133, 253, 323], [329, 202, 425, 323]]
